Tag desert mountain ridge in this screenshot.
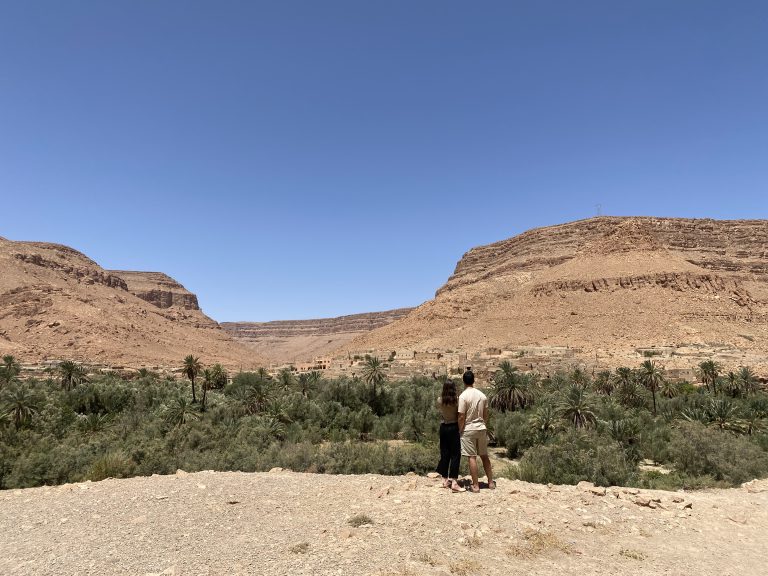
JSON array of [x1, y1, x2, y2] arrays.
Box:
[[221, 308, 413, 363], [4, 215, 768, 375], [0, 236, 265, 369], [343, 216, 768, 373]]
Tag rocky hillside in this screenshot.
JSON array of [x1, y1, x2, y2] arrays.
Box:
[[0, 237, 262, 368], [111, 271, 201, 311], [346, 217, 768, 371], [1, 470, 766, 575], [222, 308, 413, 362]]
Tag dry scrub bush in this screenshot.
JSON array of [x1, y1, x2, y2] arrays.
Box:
[[507, 529, 571, 559], [348, 513, 374, 527]]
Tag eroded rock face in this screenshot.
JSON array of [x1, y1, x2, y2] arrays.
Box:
[[221, 309, 414, 363], [111, 271, 200, 310], [13, 252, 128, 290], [222, 308, 413, 339], [0, 237, 262, 368], [346, 217, 768, 373], [440, 217, 768, 295]]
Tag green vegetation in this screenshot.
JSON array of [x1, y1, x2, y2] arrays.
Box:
[[0, 356, 766, 491]]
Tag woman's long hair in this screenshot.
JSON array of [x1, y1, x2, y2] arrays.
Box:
[[441, 379, 457, 406]]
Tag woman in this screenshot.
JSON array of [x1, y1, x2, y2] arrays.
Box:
[[435, 379, 465, 492]]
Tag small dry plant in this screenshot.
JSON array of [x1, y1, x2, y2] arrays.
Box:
[[288, 541, 309, 554], [450, 559, 480, 576], [415, 552, 436, 566], [348, 513, 374, 527], [462, 534, 483, 548], [507, 529, 571, 559], [619, 548, 647, 561], [377, 567, 418, 576]]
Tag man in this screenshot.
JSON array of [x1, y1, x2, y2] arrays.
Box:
[[458, 369, 494, 493]]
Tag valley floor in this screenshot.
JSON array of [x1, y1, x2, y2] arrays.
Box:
[[1, 471, 766, 576]]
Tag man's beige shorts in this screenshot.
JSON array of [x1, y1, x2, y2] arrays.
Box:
[[461, 429, 488, 457]]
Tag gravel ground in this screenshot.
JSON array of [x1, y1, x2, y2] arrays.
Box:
[[1, 471, 766, 576]]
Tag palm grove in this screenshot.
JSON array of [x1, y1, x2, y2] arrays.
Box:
[[1, 353, 767, 490]]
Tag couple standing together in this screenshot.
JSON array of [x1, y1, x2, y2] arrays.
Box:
[[436, 370, 494, 493]]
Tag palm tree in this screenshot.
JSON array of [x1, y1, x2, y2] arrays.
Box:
[[296, 373, 320, 398], [79, 412, 112, 435], [741, 406, 766, 436], [256, 367, 270, 381], [593, 370, 615, 396], [639, 360, 664, 416], [570, 367, 590, 389], [697, 360, 722, 394], [307, 370, 322, 391], [165, 396, 200, 428], [361, 356, 385, 399], [58, 361, 88, 391], [738, 366, 757, 396], [615, 367, 633, 388], [253, 416, 286, 440], [489, 362, 529, 412], [0, 355, 21, 388], [659, 378, 682, 399], [530, 402, 559, 442], [277, 368, 296, 392], [182, 355, 202, 403], [200, 368, 213, 412], [724, 372, 740, 397], [1, 385, 39, 428], [558, 383, 597, 428], [707, 398, 741, 431]]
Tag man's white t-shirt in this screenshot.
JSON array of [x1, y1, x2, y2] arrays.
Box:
[[458, 386, 487, 432]]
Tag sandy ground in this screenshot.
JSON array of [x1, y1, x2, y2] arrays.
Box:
[[1, 471, 767, 576]]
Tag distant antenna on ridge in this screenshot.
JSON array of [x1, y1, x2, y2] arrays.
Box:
[[595, 204, 602, 216]]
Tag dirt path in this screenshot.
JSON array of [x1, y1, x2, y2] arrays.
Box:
[[2, 471, 766, 575]]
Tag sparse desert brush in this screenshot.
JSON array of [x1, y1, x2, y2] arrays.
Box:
[[414, 551, 436, 565], [507, 529, 571, 559], [619, 548, 647, 561], [348, 513, 373, 527], [449, 559, 481, 576], [88, 452, 134, 481], [288, 541, 309, 554]]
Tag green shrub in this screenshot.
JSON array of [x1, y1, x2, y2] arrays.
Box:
[[512, 430, 634, 486], [88, 451, 134, 481], [668, 422, 768, 485]]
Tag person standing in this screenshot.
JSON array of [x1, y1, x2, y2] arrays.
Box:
[[458, 370, 494, 493], [435, 379, 465, 492]]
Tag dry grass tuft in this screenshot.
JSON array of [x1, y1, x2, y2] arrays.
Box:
[[619, 548, 647, 561], [288, 541, 309, 554], [415, 552, 437, 566], [507, 528, 571, 559], [348, 513, 374, 527], [450, 559, 481, 576]]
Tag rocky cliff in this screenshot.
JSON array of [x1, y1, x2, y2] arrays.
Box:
[[111, 271, 201, 311], [222, 308, 413, 363], [0, 237, 262, 368], [439, 217, 768, 295], [346, 217, 768, 372]]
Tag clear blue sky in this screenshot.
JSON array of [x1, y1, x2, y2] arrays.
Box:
[[1, 1, 767, 321]]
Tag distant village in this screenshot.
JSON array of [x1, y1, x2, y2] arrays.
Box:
[[270, 345, 708, 384]]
